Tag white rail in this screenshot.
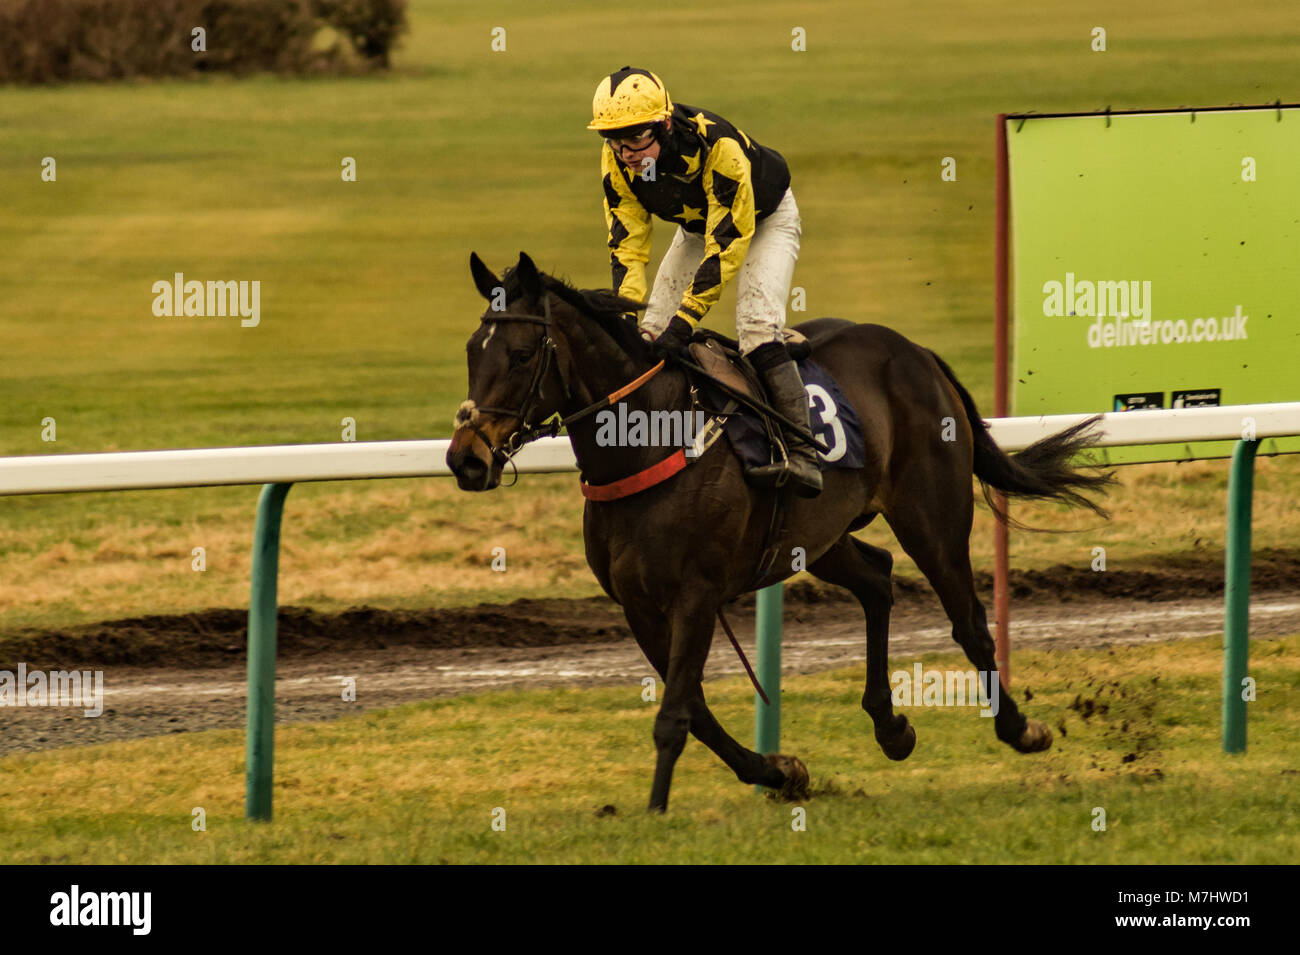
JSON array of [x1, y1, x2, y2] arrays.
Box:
[[0, 438, 573, 496], [1, 402, 1298, 496], [989, 403, 1300, 453]]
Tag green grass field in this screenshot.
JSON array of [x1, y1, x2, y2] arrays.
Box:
[[2, 1, 1299, 630], [1, 634, 1295, 863], [8, 1, 1300, 450]]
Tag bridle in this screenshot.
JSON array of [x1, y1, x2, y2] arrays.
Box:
[[458, 292, 572, 482], [456, 289, 667, 484], [454, 280, 782, 705]]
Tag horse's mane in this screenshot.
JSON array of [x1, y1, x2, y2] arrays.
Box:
[[499, 264, 655, 363]]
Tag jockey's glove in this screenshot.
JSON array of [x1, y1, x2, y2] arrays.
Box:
[[651, 315, 694, 359]]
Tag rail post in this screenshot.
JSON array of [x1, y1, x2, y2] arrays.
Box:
[[1222, 439, 1258, 753], [246, 482, 292, 819], [754, 583, 783, 774]]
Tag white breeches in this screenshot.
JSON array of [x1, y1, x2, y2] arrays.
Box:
[[641, 187, 801, 355]]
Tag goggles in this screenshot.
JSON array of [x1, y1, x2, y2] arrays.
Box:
[[601, 126, 657, 151]]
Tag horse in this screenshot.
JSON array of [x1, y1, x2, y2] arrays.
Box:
[[446, 251, 1112, 813]]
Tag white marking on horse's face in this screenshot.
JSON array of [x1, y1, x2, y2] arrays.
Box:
[[481, 323, 496, 349], [454, 399, 480, 431]]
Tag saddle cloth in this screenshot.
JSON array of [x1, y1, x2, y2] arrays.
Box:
[[688, 335, 865, 473]]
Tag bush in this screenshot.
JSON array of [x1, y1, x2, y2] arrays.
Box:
[[314, 0, 407, 69], [0, 0, 408, 83]]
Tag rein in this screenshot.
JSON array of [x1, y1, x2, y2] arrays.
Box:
[[459, 292, 667, 484], [716, 609, 770, 706], [461, 294, 565, 478], [461, 289, 773, 705]]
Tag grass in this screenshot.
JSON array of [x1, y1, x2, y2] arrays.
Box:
[[1, 455, 1296, 630], [2, 0, 1300, 629], [2, 633, 1296, 863]]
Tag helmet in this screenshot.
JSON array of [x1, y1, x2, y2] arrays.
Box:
[[588, 67, 673, 132]]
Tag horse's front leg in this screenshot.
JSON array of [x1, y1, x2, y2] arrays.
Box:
[[647, 591, 721, 813], [626, 602, 798, 799]]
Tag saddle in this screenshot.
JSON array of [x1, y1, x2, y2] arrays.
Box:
[[680, 326, 863, 482], [685, 327, 812, 407]]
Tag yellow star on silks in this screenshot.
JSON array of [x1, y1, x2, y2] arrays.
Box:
[[690, 112, 716, 137], [678, 149, 701, 177], [676, 204, 704, 224]]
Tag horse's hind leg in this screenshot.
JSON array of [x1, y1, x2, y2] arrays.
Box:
[[886, 496, 1052, 754], [623, 604, 805, 805], [688, 692, 806, 796], [808, 534, 915, 760]]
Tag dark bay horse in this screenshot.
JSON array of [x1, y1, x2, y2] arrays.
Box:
[[447, 251, 1112, 813]]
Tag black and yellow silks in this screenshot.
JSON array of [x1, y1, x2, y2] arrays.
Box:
[[600, 103, 791, 329]]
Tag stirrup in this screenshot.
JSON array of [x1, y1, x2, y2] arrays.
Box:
[[746, 461, 792, 489], [745, 437, 792, 488], [747, 448, 822, 496]]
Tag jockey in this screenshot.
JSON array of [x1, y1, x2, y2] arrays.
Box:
[[589, 66, 822, 497]]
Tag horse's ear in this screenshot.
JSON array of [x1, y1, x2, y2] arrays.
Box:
[[469, 252, 501, 301], [515, 251, 542, 301]]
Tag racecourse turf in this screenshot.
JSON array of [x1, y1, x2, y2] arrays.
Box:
[[0, 634, 1296, 864], [3, 0, 1300, 628]]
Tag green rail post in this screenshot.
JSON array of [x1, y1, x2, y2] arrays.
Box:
[[754, 583, 783, 784], [246, 482, 292, 820], [1222, 439, 1258, 753]]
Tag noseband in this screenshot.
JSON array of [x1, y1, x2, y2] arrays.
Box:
[[457, 292, 575, 481], [456, 290, 668, 483]]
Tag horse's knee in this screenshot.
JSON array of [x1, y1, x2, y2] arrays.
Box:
[[653, 709, 690, 756]]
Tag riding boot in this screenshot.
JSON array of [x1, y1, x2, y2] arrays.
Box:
[[746, 357, 824, 498]]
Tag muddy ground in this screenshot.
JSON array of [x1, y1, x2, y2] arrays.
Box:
[[1, 551, 1297, 754]]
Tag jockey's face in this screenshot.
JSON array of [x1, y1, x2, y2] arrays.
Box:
[[609, 116, 669, 171]]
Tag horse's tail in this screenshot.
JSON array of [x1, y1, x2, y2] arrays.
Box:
[[928, 350, 1115, 530]]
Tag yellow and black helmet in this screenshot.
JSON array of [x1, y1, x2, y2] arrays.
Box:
[[588, 66, 673, 132]]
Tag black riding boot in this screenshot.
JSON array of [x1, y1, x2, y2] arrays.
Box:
[[746, 356, 824, 497]]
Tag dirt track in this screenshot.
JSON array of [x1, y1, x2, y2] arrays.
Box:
[[2, 554, 1298, 755]]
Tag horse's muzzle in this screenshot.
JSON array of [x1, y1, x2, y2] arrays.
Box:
[[446, 439, 499, 491]]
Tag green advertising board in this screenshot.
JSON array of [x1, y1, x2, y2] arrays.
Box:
[[1005, 105, 1300, 463]]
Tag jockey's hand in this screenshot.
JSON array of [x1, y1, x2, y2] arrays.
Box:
[[651, 315, 694, 360]]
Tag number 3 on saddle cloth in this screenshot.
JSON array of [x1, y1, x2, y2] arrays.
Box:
[[690, 342, 865, 477]]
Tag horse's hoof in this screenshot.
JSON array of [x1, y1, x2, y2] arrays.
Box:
[[764, 753, 810, 801], [876, 719, 916, 761], [1012, 719, 1053, 753]]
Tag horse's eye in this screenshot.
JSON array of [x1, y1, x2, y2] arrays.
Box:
[[507, 349, 532, 368]]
